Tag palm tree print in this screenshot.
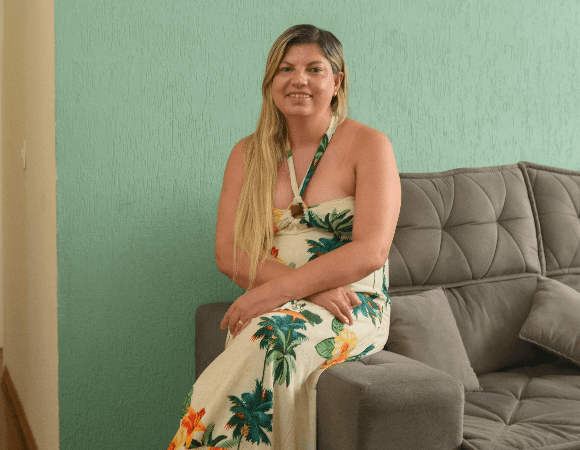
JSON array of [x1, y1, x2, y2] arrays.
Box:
[[306, 235, 350, 261], [352, 292, 385, 327], [225, 379, 273, 448], [252, 315, 308, 386], [300, 207, 353, 235]]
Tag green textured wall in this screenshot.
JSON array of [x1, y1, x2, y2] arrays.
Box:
[[55, 1, 580, 448]]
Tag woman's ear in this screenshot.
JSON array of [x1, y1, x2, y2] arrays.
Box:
[[334, 72, 344, 93]]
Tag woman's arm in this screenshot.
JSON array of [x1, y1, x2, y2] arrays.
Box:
[[215, 137, 295, 290], [217, 244, 293, 291], [222, 128, 401, 335]]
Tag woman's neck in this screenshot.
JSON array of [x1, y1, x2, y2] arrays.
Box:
[[285, 110, 333, 149]]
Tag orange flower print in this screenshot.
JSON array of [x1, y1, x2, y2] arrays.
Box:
[[270, 246, 279, 258], [167, 407, 206, 450], [321, 329, 358, 369], [274, 223, 279, 233], [270, 245, 285, 264], [270, 309, 308, 322]]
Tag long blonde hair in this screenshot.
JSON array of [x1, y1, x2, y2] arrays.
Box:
[[233, 24, 349, 289]]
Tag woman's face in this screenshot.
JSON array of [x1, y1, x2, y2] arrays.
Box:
[[272, 43, 343, 120]]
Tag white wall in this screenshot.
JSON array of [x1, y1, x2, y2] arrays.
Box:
[[0, 0, 58, 448]]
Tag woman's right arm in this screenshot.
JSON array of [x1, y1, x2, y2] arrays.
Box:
[[215, 138, 295, 291]]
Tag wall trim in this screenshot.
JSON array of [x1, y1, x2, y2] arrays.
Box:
[[1, 365, 38, 450]]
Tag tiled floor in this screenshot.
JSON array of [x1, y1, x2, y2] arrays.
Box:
[[0, 349, 27, 450]]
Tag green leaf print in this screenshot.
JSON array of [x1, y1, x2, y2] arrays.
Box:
[[332, 317, 344, 335], [226, 379, 273, 447], [306, 235, 350, 261], [352, 292, 384, 327], [253, 315, 308, 387], [271, 344, 298, 387], [181, 386, 194, 418], [382, 266, 390, 300], [269, 327, 304, 386], [343, 344, 376, 363], [300, 309, 323, 325], [315, 337, 335, 359], [189, 422, 229, 449], [300, 208, 353, 235]]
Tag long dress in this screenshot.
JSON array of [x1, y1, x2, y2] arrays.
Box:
[[167, 115, 391, 450]]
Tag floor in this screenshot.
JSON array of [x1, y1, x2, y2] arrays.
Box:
[[0, 349, 27, 450]]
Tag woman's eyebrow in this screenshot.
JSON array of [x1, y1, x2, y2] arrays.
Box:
[[280, 60, 326, 66]]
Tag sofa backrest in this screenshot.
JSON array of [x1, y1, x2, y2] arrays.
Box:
[[523, 162, 580, 292], [388, 164, 550, 373]]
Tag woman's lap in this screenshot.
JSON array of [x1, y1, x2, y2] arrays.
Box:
[[168, 295, 390, 450]]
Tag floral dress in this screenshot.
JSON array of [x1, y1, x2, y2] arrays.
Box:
[[168, 115, 391, 450]]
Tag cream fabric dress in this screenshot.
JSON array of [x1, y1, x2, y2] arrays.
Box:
[[167, 115, 391, 450]]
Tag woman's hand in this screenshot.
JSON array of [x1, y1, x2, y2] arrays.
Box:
[[220, 288, 277, 339], [305, 286, 361, 326]]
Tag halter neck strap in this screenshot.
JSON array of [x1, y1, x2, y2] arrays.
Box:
[[285, 114, 340, 210]]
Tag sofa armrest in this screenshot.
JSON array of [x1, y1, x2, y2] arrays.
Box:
[[196, 303, 464, 450], [195, 301, 232, 380], [316, 350, 464, 450]]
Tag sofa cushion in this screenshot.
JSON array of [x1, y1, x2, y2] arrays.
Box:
[[519, 277, 580, 368], [462, 361, 580, 450], [523, 162, 580, 276], [389, 165, 541, 289], [386, 288, 480, 391], [445, 276, 550, 375]]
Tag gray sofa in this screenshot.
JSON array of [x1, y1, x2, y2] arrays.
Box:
[[196, 162, 580, 449]]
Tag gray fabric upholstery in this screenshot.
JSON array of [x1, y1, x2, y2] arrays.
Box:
[[463, 361, 580, 450], [317, 351, 464, 450], [389, 165, 540, 289], [194, 162, 580, 449], [195, 301, 230, 380], [524, 162, 580, 276], [519, 277, 580, 367], [444, 276, 548, 374], [386, 288, 480, 391]]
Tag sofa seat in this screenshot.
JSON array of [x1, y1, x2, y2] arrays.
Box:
[[462, 362, 580, 450]]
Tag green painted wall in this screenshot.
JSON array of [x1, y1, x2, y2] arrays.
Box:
[[55, 0, 580, 448]]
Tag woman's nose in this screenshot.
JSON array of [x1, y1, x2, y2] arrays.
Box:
[[291, 70, 308, 86]]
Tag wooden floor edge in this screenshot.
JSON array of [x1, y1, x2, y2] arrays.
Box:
[[1, 366, 39, 450]]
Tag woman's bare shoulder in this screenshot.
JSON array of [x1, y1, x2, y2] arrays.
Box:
[[340, 118, 391, 150], [227, 135, 253, 167]]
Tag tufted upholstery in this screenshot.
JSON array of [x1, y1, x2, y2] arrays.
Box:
[[523, 162, 580, 276], [386, 162, 580, 450], [463, 362, 580, 450], [389, 165, 541, 290], [196, 162, 580, 450]]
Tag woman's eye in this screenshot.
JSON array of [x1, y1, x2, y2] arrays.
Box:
[[280, 67, 291, 72], [309, 68, 322, 72]]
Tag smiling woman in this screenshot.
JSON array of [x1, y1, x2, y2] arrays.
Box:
[[166, 24, 400, 450]]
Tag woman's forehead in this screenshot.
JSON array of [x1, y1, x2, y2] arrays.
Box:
[[281, 43, 328, 64]]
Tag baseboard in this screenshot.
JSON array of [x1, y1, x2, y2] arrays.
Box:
[[1, 366, 39, 450]]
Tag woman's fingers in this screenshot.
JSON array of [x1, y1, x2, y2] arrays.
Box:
[[349, 291, 362, 308], [329, 303, 350, 325], [233, 320, 250, 338], [336, 300, 354, 325], [220, 307, 232, 330]]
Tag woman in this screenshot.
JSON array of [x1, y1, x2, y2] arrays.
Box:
[[168, 24, 400, 450]]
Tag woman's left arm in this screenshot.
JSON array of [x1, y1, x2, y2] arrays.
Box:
[[221, 129, 401, 335]]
